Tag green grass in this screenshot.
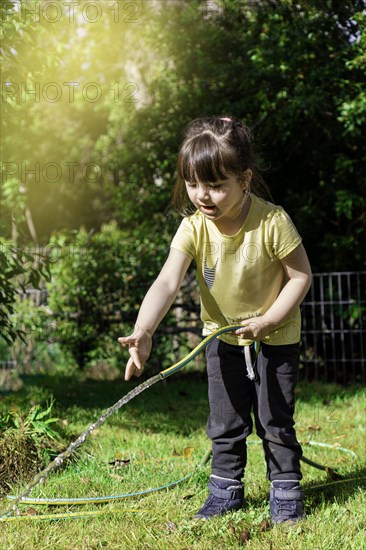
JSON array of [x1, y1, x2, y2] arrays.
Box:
[[0, 370, 365, 550]]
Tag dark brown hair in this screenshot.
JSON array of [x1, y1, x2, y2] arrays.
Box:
[[173, 116, 270, 215]]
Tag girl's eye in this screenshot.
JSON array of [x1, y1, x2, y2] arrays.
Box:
[[185, 182, 221, 190]]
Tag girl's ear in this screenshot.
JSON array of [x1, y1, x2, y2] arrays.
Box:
[[240, 169, 252, 190]]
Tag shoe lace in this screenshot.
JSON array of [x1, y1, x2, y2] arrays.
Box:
[[275, 498, 297, 514], [202, 494, 228, 514]]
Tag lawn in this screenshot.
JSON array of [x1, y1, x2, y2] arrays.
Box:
[[0, 366, 365, 550]]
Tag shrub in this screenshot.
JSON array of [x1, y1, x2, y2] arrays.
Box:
[[46, 222, 177, 371], [0, 400, 60, 495]]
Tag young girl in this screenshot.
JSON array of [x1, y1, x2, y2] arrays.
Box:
[[118, 116, 312, 523]]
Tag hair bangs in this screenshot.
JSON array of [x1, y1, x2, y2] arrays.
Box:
[[173, 116, 271, 215], [179, 134, 228, 184]]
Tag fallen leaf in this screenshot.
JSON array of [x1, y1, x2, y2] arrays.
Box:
[[172, 447, 195, 458], [228, 523, 236, 534], [326, 467, 343, 480], [108, 451, 131, 466], [108, 457, 131, 467], [239, 529, 251, 544], [259, 519, 271, 532], [183, 447, 194, 458], [24, 508, 38, 516], [307, 425, 321, 431]]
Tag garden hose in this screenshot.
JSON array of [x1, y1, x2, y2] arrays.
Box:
[[0, 508, 151, 522], [0, 325, 363, 522], [1, 445, 362, 523], [1, 324, 242, 519], [5, 449, 212, 507], [300, 441, 357, 471], [1, 445, 363, 523], [4, 441, 357, 508]]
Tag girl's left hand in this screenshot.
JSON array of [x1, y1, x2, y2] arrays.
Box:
[[233, 316, 274, 340]]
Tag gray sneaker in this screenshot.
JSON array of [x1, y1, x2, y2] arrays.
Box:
[[270, 480, 304, 524], [194, 475, 244, 520]]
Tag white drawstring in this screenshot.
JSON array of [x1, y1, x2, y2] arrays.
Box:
[[244, 345, 256, 380]]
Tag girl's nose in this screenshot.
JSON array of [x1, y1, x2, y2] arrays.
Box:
[[197, 185, 210, 201]]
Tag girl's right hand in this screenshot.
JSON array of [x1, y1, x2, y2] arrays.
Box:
[[118, 326, 152, 381]]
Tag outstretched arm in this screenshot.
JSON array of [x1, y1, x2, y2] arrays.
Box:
[[118, 248, 192, 380], [235, 243, 312, 340]]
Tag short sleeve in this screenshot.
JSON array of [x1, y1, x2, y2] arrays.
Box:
[[170, 218, 196, 259], [268, 207, 302, 260]]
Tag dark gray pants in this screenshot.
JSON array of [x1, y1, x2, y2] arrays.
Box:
[[206, 339, 303, 482]]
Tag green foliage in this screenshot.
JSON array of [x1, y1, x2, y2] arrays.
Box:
[[0, 397, 61, 494], [46, 221, 175, 369], [1, 0, 141, 237], [0, 399, 59, 443], [102, 0, 366, 269], [0, 239, 51, 345], [1, 0, 365, 272], [0, 0, 53, 346], [1, 1, 366, 371]]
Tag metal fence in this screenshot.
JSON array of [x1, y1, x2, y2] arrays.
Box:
[[300, 272, 366, 385], [2, 272, 366, 386], [17, 288, 49, 307], [0, 361, 17, 371]]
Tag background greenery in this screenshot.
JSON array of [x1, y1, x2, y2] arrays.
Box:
[[1, 0, 366, 367], [1, 3, 365, 546]]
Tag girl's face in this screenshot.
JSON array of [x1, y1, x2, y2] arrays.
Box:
[[185, 170, 252, 224]]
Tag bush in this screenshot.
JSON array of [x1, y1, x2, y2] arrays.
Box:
[[46, 222, 177, 371], [0, 238, 51, 345], [0, 400, 60, 495]]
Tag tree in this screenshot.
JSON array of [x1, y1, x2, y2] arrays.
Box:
[[2, 0, 365, 357], [1, 0, 51, 345], [101, 0, 366, 270]]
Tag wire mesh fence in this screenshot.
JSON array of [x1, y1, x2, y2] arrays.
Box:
[[2, 272, 366, 386], [0, 361, 17, 371], [300, 272, 366, 384]]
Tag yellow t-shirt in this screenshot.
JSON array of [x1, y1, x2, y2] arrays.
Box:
[[170, 194, 302, 346]]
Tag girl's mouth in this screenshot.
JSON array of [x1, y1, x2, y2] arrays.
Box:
[[200, 205, 216, 214]]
